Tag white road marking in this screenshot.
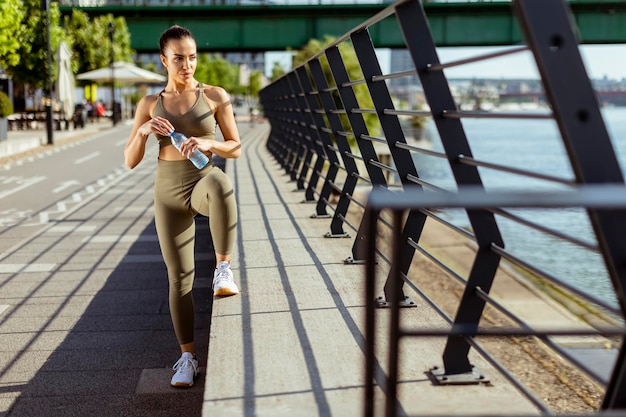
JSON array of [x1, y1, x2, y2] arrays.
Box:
[[74, 152, 101, 165], [52, 180, 80, 193], [0, 176, 46, 200]]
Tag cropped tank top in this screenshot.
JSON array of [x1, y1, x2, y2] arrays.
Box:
[[153, 83, 217, 149]]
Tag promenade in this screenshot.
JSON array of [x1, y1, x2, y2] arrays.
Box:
[[0, 120, 607, 416]]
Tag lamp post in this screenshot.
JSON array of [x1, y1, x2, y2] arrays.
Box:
[[41, 0, 53, 144], [108, 22, 116, 126]]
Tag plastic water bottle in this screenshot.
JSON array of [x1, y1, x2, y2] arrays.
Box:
[[169, 131, 209, 169]]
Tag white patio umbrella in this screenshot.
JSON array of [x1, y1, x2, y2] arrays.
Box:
[[76, 61, 166, 83], [55, 41, 76, 120]]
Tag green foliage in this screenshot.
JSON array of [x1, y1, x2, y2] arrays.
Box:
[[6, 0, 65, 88], [248, 71, 264, 97], [270, 61, 286, 81], [410, 114, 427, 129], [0, 0, 26, 69], [63, 10, 95, 75], [0, 91, 14, 117], [195, 54, 239, 93], [64, 12, 134, 76], [293, 37, 329, 68], [1, 3, 135, 92]]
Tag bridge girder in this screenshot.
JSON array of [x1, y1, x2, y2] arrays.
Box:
[[59, 1, 626, 53]]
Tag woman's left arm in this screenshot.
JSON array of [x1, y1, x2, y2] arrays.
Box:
[[204, 87, 242, 159]]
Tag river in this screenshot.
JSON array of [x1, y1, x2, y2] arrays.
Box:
[[415, 106, 626, 308]]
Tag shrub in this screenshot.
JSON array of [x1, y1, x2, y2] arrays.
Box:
[[0, 91, 13, 117]]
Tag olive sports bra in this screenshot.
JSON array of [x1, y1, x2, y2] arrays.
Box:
[[153, 83, 217, 148]]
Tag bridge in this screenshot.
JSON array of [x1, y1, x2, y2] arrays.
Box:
[[59, 0, 626, 52]]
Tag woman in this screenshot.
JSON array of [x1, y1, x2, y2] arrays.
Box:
[[124, 25, 241, 388]]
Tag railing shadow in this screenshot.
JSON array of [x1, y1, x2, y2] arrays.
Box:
[[6, 216, 215, 417]]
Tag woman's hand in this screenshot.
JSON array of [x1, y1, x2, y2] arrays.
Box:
[[179, 136, 213, 158], [140, 116, 174, 138]]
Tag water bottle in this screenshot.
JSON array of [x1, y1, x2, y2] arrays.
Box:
[[169, 131, 209, 169]]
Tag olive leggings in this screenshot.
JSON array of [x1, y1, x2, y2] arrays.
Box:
[[154, 158, 237, 345]]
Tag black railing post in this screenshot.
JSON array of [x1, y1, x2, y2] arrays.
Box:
[[395, 0, 505, 377], [283, 76, 304, 178], [285, 71, 314, 187], [514, 0, 626, 409], [307, 58, 344, 220], [279, 77, 301, 174], [350, 28, 427, 306], [262, 80, 291, 166], [295, 66, 333, 203], [259, 85, 283, 161], [363, 203, 379, 417], [325, 45, 389, 263], [305, 48, 362, 238]]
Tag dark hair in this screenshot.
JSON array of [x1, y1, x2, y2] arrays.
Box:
[[159, 25, 194, 55]]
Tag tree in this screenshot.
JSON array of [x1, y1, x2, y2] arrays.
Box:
[[195, 53, 239, 93], [64, 11, 134, 75], [7, 0, 65, 88], [0, 0, 25, 69], [270, 61, 286, 82], [101, 15, 134, 66], [248, 70, 264, 98]]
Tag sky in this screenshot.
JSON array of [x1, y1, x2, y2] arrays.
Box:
[[266, 44, 626, 81]]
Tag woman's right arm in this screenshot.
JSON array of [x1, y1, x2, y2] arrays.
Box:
[[125, 95, 176, 169], [125, 96, 160, 169]]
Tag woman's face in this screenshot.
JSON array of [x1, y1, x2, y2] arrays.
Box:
[[160, 37, 197, 83]]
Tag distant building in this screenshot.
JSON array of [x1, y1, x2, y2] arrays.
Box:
[[388, 49, 419, 89], [387, 49, 423, 108], [224, 52, 265, 73]]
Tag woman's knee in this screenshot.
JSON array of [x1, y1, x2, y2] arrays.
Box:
[[191, 169, 234, 214]]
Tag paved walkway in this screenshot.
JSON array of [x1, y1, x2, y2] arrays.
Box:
[[0, 120, 604, 416], [0, 120, 210, 416]]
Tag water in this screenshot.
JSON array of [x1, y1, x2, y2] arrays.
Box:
[[169, 131, 210, 169], [413, 107, 626, 308]]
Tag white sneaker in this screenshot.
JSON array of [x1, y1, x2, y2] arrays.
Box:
[[170, 352, 198, 387], [213, 261, 239, 296]]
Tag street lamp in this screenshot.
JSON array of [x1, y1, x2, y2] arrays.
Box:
[[41, 0, 53, 144], [108, 22, 116, 126]]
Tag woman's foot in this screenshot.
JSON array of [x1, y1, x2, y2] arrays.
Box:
[[170, 352, 198, 387], [213, 261, 239, 296]]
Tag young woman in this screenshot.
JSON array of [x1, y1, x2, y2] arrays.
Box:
[[124, 25, 241, 387]]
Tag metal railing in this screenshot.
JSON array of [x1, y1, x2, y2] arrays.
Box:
[[259, 0, 626, 415]]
